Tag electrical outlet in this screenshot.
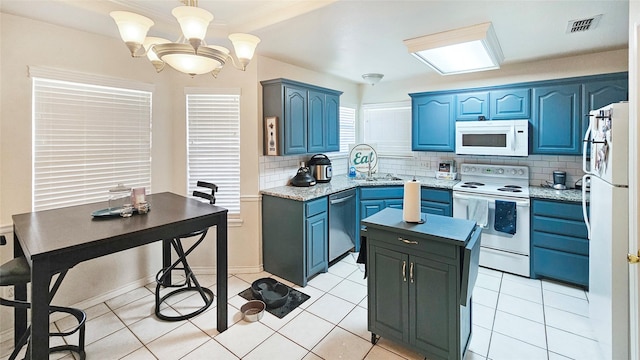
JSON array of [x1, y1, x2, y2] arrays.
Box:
[[420, 161, 430, 169]]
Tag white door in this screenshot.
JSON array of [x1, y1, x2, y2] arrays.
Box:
[[630, 4, 640, 360]]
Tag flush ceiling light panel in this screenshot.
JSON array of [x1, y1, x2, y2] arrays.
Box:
[[403, 22, 504, 75]]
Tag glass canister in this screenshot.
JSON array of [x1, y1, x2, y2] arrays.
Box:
[[108, 184, 131, 210]]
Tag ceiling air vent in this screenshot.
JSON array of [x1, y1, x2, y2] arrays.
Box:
[[566, 14, 602, 33]]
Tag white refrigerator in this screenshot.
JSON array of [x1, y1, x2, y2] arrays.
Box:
[[582, 102, 629, 360]]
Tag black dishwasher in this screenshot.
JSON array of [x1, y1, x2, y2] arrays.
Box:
[[329, 189, 356, 262]]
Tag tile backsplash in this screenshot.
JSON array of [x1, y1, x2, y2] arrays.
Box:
[[259, 152, 583, 190]]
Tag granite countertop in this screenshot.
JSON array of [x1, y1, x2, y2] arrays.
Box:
[[529, 186, 586, 202], [261, 175, 588, 203], [260, 174, 458, 202]]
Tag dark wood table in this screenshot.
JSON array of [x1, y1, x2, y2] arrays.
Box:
[[12, 192, 229, 359]]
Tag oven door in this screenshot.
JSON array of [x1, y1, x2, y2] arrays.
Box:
[[452, 191, 530, 255]]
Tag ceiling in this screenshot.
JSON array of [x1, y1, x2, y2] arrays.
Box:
[[0, 0, 630, 84]]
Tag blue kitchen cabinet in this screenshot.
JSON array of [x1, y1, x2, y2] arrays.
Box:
[[530, 199, 589, 288], [456, 89, 530, 121], [582, 75, 628, 142], [306, 208, 329, 277], [261, 78, 342, 155], [358, 186, 453, 251], [456, 91, 489, 121], [262, 195, 328, 286], [490, 88, 531, 120], [410, 94, 455, 152], [308, 91, 341, 153], [532, 84, 582, 155], [325, 93, 340, 152], [283, 85, 308, 154]]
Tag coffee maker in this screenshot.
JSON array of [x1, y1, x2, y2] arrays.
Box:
[[552, 170, 567, 190]]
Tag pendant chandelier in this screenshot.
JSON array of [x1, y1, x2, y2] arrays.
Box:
[[110, 0, 261, 77]]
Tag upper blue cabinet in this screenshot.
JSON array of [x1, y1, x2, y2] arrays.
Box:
[[456, 89, 530, 121], [262, 78, 342, 155], [532, 84, 582, 155], [410, 93, 455, 152], [490, 89, 531, 119], [410, 72, 627, 155], [456, 91, 489, 120]]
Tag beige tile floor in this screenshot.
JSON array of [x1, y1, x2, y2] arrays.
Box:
[[1, 253, 600, 360]]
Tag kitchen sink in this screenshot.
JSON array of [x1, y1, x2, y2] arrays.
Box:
[[355, 174, 403, 181]]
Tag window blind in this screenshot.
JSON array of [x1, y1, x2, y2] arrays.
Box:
[[32, 77, 152, 211], [186, 92, 241, 215], [363, 102, 412, 155], [339, 106, 357, 153]]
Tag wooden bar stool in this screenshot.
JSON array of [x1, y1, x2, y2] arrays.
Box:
[[154, 181, 218, 321], [0, 235, 86, 360]]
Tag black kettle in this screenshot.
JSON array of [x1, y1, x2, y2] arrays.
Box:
[[291, 165, 316, 187]]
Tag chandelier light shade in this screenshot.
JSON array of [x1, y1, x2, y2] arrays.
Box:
[[403, 22, 504, 75], [110, 1, 260, 77]]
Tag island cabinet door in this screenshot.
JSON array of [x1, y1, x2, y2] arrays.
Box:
[[410, 254, 457, 360], [368, 245, 410, 342]]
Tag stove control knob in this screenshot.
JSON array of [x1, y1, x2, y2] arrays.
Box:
[[518, 169, 525, 175], [470, 167, 476, 172], [497, 168, 504, 174], [510, 169, 517, 175], [462, 166, 469, 173]]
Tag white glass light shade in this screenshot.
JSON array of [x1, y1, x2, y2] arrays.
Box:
[[153, 43, 228, 76], [229, 33, 261, 69], [172, 6, 213, 42], [110, 11, 154, 45], [404, 22, 504, 75]]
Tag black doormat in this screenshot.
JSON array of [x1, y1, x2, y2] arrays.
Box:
[[238, 283, 310, 319]]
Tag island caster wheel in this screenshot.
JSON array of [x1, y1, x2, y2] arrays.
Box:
[[371, 333, 379, 344]]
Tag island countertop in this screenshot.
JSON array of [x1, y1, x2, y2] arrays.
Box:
[[362, 207, 477, 244]]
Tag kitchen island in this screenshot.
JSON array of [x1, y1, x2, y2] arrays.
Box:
[[362, 208, 481, 360]]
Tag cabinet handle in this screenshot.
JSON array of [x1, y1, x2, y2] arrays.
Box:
[[402, 261, 407, 282], [410, 262, 414, 283], [398, 237, 418, 245]]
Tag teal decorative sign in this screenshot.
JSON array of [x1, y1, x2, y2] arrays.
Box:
[[349, 144, 378, 174]]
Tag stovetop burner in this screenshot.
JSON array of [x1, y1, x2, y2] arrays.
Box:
[[503, 185, 522, 189], [497, 188, 523, 193], [463, 182, 485, 186]]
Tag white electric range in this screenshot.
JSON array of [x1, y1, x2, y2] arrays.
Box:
[[452, 163, 531, 277]]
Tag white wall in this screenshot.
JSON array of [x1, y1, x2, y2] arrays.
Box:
[[0, 12, 362, 337]]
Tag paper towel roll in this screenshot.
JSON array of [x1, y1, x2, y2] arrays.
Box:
[[403, 179, 422, 223]]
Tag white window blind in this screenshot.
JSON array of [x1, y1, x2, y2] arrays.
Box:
[[339, 106, 356, 153], [363, 102, 412, 156], [186, 90, 240, 215], [32, 77, 152, 211]]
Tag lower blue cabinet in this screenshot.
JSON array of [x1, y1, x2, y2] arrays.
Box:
[[263, 195, 328, 286], [530, 199, 588, 288]]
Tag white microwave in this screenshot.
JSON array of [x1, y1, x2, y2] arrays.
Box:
[[455, 119, 529, 157]]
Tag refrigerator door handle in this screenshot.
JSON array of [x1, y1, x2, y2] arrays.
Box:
[[582, 174, 591, 239], [583, 116, 593, 174]]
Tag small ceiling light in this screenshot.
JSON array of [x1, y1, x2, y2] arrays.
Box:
[[362, 73, 384, 86], [403, 22, 504, 75], [110, 0, 260, 77]]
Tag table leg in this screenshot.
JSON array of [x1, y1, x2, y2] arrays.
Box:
[[216, 213, 228, 332], [12, 233, 26, 349], [30, 259, 52, 359], [162, 238, 172, 285]]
